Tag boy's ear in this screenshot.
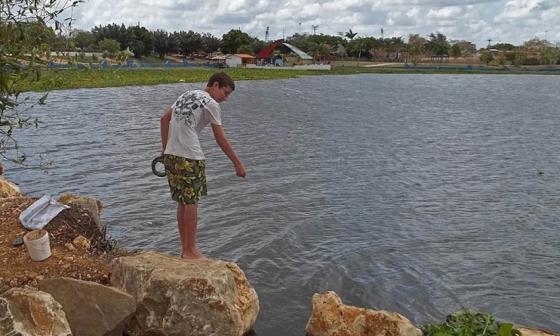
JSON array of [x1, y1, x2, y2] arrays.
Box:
[[212, 81, 220, 89]]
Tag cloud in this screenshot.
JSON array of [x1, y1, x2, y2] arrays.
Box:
[[426, 6, 463, 19], [495, 0, 542, 20], [386, 8, 421, 27]]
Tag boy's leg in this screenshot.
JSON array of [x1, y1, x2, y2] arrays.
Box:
[[176, 202, 205, 259]]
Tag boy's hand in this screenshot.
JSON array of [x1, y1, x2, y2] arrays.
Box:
[[235, 162, 246, 178]]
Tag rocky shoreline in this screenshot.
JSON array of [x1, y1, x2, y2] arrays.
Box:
[[0, 173, 557, 336]]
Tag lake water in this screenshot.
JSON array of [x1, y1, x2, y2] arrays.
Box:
[[6, 74, 560, 334]]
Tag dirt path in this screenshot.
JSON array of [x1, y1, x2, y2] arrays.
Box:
[[0, 197, 123, 292]]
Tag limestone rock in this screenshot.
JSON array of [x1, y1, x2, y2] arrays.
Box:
[[0, 177, 21, 198], [39, 277, 136, 336], [0, 297, 16, 333], [72, 235, 91, 250], [305, 291, 421, 336], [58, 194, 103, 229], [0, 287, 71, 336], [111, 251, 259, 336], [64, 242, 77, 251], [517, 326, 558, 336]]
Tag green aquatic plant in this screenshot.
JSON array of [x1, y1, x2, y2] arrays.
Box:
[[422, 310, 521, 336]]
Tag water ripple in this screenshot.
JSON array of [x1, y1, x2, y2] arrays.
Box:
[[6, 74, 560, 335]]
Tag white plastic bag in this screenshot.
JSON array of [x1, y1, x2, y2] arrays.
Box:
[[19, 195, 70, 230]]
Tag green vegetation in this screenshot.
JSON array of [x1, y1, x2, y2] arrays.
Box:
[[17, 68, 317, 92], [15, 64, 558, 93], [422, 310, 521, 336], [36, 19, 560, 67], [98, 38, 120, 57], [1, 0, 79, 163]]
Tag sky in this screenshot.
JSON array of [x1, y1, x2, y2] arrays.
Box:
[[68, 0, 560, 49]]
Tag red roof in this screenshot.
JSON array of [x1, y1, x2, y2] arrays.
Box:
[[256, 39, 284, 59]]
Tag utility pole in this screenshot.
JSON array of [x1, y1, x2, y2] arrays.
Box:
[[381, 27, 384, 39], [312, 25, 319, 35], [265, 26, 269, 42], [298, 22, 302, 34]]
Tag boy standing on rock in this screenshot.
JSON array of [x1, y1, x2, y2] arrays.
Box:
[[160, 72, 246, 260]]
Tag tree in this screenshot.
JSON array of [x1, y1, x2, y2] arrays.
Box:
[[236, 44, 253, 55], [523, 38, 548, 52], [408, 34, 426, 65], [250, 38, 267, 54], [177, 30, 202, 57], [449, 44, 461, 59], [336, 44, 347, 57], [345, 29, 357, 40], [388, 37, 405, 61], [11, 21, 60, 61], [494, 52, 506, 65], [426, 32, 450, 61], [540, 47, 560, 65], [153, 30, 170, 59], [1, 0, 80, 163], [306, 42, 330, 62], [72, 30, 96, 51], [48, 31, 71, 51], [288, 33, 315, 52], [221, 29, 253, 54], [126, 25, 153, 58], [92, 23, 130, 49], [453, 40, 477, 57], [479, 51, 494, 65], [201, 33, 220, 54], [98, 38, 120, 57], [511, 50, 527, 67], [347, 37, 376, 62], [286, 33, 345, 58], [492, 43, 516, 51]]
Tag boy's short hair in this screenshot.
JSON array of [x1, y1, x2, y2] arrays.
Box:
[[207, 72, 235, 91]]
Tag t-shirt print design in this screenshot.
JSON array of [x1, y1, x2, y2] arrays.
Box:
[[172, 91, 211, 127]]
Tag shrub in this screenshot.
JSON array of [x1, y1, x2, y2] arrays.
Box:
[[422, 310, 521, 336], [523, 57, 540, 65]]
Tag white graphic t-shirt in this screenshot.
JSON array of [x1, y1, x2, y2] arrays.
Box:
[[164, 90, 222, 160]]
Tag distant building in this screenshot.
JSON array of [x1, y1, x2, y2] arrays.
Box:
[[256, 39, 313, 66], [225, 54, 255, 68], [210, 55, 227, 67]]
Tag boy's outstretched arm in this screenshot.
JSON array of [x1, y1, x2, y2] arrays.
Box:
[[211, 123, 246, 177], [160, 107, 172, 155]]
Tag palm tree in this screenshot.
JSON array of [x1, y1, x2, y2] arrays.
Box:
[[389, 37, 405, 61], [345, 29, 358, 40]]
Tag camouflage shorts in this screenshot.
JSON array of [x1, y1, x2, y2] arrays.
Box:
[[163, 154, 207, 204]]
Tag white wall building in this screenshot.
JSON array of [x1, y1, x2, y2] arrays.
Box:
[[225, 54, 255, 68]]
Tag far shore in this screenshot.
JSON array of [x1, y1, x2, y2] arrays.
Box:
[[18, 64, 560, 92]]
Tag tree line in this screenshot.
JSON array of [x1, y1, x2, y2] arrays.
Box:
[[49, 24, 266, 59], [28, 22, 560, 66]]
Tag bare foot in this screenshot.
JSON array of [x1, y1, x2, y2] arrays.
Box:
[[181, 251, 207, 260]]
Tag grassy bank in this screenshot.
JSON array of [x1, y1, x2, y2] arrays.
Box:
[[18, 65, 560, 92], [18, 67, 324, 92]]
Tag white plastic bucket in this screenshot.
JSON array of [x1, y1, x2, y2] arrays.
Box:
[[23, 230, 52, 261]]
